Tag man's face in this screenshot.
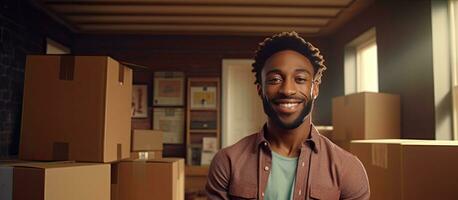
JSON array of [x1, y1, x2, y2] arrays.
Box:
[[258, 50, 319, 129]]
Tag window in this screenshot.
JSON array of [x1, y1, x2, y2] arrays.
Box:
[[344, 28, 378, 94], [449, 0, 458, 139], [356, 38, 378, 93]]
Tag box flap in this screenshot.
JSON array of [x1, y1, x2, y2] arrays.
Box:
[[351, 139, 419, 144], [351, 139, 458, 146], [6, 161, 108, 170]]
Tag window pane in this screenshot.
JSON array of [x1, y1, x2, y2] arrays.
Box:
[[357, 41, 378, 92]]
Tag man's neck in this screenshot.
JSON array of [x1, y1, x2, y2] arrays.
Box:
[[265, 118, 312, 158]]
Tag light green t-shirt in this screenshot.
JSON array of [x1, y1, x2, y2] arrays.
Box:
[[265, 151, 298, 200]]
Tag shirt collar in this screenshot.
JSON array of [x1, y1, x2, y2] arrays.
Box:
[[255, 123, 320, 153]]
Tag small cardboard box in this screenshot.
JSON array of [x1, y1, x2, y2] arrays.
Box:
[[0, 161, 110, 200], [184, 166, 209, 200], [112, 158, 185, 200], [20, 55, 132, 163], [332, 92, 400, 149], [132, 130, 163, 152], [351, 139, 458, 200]]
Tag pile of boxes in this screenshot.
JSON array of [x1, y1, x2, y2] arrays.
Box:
[[113, 129, 185, 200], [332, 92, 458, 200], [0, 55, 184, 200]]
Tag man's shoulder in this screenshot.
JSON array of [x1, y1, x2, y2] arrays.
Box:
[[316, 134, 370, 198]]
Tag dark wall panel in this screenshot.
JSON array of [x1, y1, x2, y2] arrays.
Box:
[[325, 0, 435, 139], [0, 0, 73, 158]]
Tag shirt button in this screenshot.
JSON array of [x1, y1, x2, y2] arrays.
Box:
[[263, 142, 268, 146], [302, 162, 305, 167], [264, 166, 269, 171], [299, 190, 302, 195], [262, 192, 265, 196]]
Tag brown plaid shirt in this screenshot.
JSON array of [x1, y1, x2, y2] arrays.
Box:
[[206, 124, 370, 200]]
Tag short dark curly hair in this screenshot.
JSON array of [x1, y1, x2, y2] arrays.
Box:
[[252, 31, 327, 85]]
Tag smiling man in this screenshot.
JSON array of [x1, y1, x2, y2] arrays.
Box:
[[206, 32, 370, 200]]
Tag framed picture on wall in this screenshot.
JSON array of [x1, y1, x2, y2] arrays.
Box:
[[190, 86, 217, 109], [153, 72, 184, 106], [153, 108, 185, 144], [132, 85, 148, 118]]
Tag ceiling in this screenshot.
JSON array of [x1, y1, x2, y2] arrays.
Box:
[[32, 0, 373, 36]]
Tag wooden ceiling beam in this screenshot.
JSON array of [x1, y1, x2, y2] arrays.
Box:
[[43, 0, 353, 7], [48, 5, 341, 17], [67, 15, 330, 26], [78, 24, 322, 33]]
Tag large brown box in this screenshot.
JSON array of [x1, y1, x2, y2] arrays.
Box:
[[0, 162, 110, 200], [332, 92, 400, 149], [132, 129, 163, 152], [20, 55, 132, 163], [351, 139, 458, 200], [112, 158, 185, 200]]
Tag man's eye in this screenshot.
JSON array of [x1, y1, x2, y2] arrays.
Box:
[[296, 77, 307, 83], [267, 78, 282, 84]]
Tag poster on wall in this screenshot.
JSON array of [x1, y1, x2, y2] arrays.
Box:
[[153, 72, 184, 106], [153, 108, 184, 144], [190, 86, 217, 109], [132, 85, 148, 118], [202, 137, 218, 152]]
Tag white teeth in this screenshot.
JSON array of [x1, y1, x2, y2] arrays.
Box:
[[279, 103, 298, 108]]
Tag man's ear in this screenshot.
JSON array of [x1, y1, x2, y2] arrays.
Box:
[[312, 82, 320, 100], [256, 84, 262, 97]]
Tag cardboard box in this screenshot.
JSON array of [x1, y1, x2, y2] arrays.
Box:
[[129, 150, 163, 160], [112, 158, 185, 200], [351, 139, 458, 200], [20, 55, 132, 163], [0, 161, 110, 200], [185, 166, 209, 200], [332, 92, 400, 149], [132, 130, 163, 152]]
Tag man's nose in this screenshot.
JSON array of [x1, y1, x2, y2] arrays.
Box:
[[279, 79, 297, 96]]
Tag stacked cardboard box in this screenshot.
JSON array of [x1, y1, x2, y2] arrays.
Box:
[[332, 92, 401, 150], [111, 158, 185, 200], [20, 55, 133, 163], [130, 129, 164, 160], [185, 165, 209, 200], [351, 139, 458, 200], [0, 162, 110, 200]]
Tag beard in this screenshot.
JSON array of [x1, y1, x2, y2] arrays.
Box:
[[262, 94, 314, 130]]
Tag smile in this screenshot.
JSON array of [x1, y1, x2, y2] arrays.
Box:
[[278, 102, 299, 109], [272, 100, 303, 114]]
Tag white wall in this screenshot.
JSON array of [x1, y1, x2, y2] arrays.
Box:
[[432, 0, 453, 140], [222, 59, 266, 147]]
